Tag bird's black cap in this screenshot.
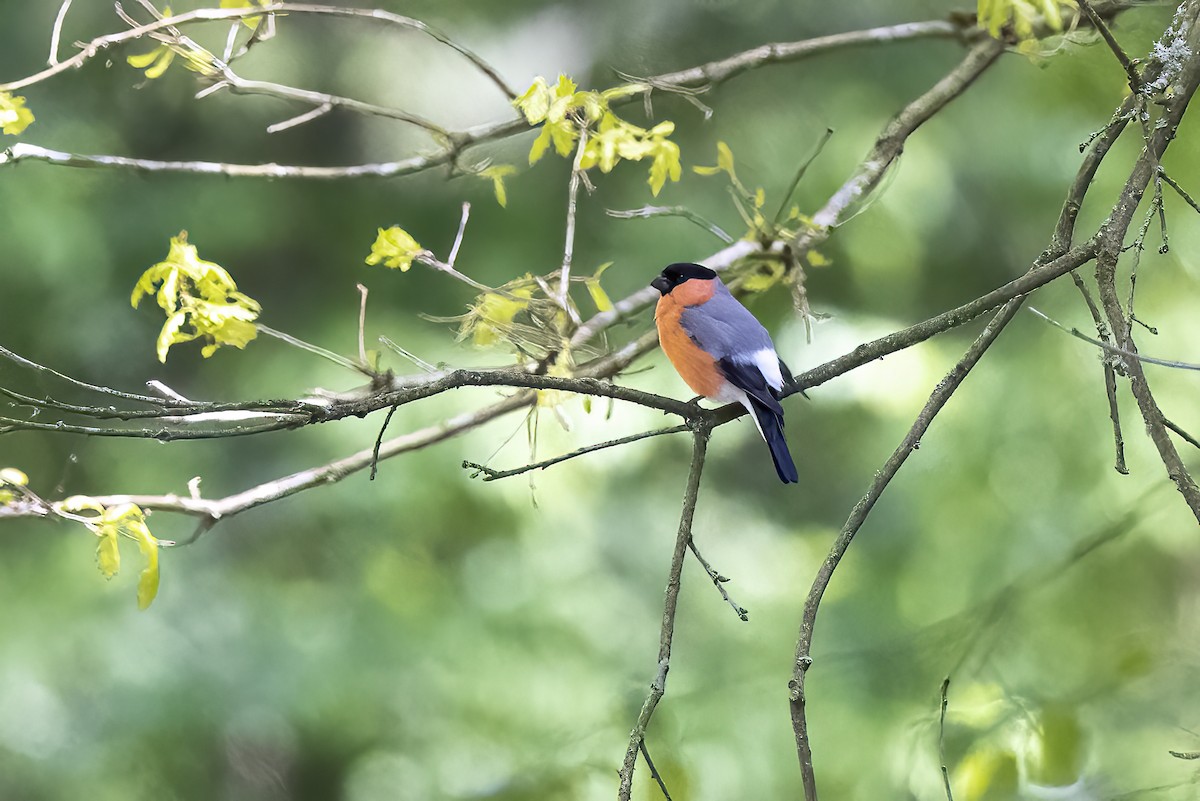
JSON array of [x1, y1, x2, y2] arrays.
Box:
[[651, 262, 717, 295]]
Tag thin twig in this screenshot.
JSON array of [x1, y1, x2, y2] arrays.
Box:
[[1, 18, 976, 181], [791, 300, 1024, 800], [606, 206, 734, 243], [773, 127, 834, 228], [1077, 0, 1142, 90], [448, 202, 471, 267], [369, 405, 398, 480], [1164, 417, 1200, 451], [256, 323, 370, 375], [939, 677, 954, 801], [356, 284, 370, 369], [559, 130, 589, 325], [1069, 274, 1128, 473], [1028, 307, 1200, 371], [266, 102, 332, 133], [378, 336, 438, 373], [47, 0, 74, 66], [638, 741, 674, 801], [686, 538, 749, 621], [3, 3, 515, 98], [462, 425, 688, 480], [0, 344, 175, 405], [1160, 168, 1200, 214], [617, 423, 709, 801]]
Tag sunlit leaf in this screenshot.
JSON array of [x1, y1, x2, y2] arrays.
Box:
[[513, 76, 551, 124], [0, 468, 28, 487], [0, 91, 34, 136], [365, 226, 423, 272], [221, 0, 268, 28], [96, 530, 120, 579], [584, 262, 614, 312], [130, 520, 161, 610], [133, 232, 261, 362], [479, 164, 517, 207]]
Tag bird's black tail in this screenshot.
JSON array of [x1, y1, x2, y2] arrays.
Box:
[[749, 399, 798, 484]]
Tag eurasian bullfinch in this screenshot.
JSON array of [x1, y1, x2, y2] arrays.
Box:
[[651, 262, 799, 484]]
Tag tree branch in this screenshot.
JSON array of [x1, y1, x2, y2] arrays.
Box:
[[1093, 0, 1200, 522], [617, 422, 709, 801], [1, 17, 977, 180]]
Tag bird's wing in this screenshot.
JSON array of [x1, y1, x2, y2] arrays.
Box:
[[678, 287, 784, 408]]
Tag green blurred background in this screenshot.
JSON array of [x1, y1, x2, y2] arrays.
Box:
[[3, 1, 1200, 799]]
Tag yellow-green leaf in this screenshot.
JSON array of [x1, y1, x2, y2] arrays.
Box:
[[97, 530, 121, 579], [584, 262, 614, 312], [133, 232, 261, 362], [479, 164, 517, 208], [131, 521, 161, 610], [0, 468, 28, 487], [471, 289, 533, 347], [365, 226, 423, 272], [0, 91, 34, 136], [221, 0, 267, 28], [513, 76, 551, 124], [128, 45, 176, 79]]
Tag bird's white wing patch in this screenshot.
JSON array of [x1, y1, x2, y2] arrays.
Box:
[[749, 347, 783, 390]]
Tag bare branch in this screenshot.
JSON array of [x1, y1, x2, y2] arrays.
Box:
[[462, 425, 687, 481], [1093, 0, 1200, 522], [617, 422, 709, 801], [2, 3, 514, 97], [1077, 0, 1142, 90], [686, 538, 749, 621], [1069, 274, 1128, 473], [794, 37, 1005, 255], [1, 18, 977, 181], [447, 202, 471, 268], [939, 678, 954, 801], [606, 206, 734, 244], [1028, 306, 1200, 371], [5, 394, 534, 528], [638, 741, 674, 801], [559, 130, 590, 324], [791, 299, 1023, 800], [266, 102, 332, 133], [47, 0, 74, 66]]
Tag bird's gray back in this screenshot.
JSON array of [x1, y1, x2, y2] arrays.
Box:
[[678, 280, 774, 360]]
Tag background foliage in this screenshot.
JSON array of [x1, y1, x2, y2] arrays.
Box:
[[2, 1, 1200, 799]]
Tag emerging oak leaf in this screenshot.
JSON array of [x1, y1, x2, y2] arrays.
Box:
[[58, 499, 162, 609], [365, 226, 424, 271], [0, 92, 34, 136], [478, 165, 518, 208], [132, 231, 261, 362]]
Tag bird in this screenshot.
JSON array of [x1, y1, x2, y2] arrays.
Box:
[[651, 262, 799, 484]]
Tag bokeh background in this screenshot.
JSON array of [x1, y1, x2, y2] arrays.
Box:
[[3, 1, 1200, 799]]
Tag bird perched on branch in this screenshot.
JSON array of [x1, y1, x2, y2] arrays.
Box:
[[651, 262, 799, 484]]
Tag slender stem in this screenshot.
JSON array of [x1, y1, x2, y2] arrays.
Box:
[[617, 423, 709, 801], [256, 323, 369, 374], [47, 0, 74, 66], [791, 300, 1023, 800], [462, 425, 688, 480], [687, 538, 748, 621], [939, 678, 954, 801]]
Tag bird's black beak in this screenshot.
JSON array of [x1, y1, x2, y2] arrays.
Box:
[[650, 275, 672, 295]]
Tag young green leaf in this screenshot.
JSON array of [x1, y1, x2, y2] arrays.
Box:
[[365, 226, 424, 271], [479, 165, 518, 207], [97, 529, 121, 579], [0, 92, 34, 136], [132, 232, 262, 362]]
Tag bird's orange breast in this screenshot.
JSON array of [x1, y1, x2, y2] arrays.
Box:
[[655, 282, 723, 399]]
